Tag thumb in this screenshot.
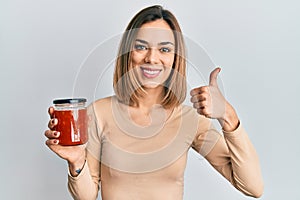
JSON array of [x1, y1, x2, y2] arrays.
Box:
[[209, 67, 221, 86]]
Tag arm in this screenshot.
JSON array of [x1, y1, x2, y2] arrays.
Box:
[[44, 106, 99, 199], [193, 121, 264, 198], [202, 122, 263, 198], [190, 68, 264, 197], [68, 103, 103, 200], [68, 151, 101, 200]]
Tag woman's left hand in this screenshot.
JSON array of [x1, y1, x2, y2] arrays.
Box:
[[190, 67, 239, 131]]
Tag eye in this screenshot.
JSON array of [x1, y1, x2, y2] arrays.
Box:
[[134, 44, 147, 51], [160, 47, 171, 53]]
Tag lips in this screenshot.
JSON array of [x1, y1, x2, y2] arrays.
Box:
[[140, 67, 162, 78]]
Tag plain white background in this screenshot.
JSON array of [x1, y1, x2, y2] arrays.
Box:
[[1, 0, 299, 199]]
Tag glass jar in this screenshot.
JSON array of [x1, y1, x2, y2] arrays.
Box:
[[53, 98, 88, 146]]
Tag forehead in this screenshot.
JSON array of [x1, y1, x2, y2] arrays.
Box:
[[136, 20, 175, 44]]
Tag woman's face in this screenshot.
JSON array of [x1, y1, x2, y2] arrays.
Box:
[[131, 19, 175, 89]]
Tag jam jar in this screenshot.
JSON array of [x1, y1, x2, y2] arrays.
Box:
[[53, 98, 88, 146]]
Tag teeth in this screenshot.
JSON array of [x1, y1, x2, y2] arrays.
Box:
[[143, 69, 160, 75]]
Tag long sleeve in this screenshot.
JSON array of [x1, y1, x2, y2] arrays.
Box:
[[67, 103, 102, 200], [192, 118, 264, 198], [68, 152, 101, 200]]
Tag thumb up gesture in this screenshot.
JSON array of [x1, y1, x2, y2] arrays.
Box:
[[190, 67, 239, 131]]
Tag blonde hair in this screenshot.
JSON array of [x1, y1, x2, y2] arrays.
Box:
[[113, 5, 186, 108]]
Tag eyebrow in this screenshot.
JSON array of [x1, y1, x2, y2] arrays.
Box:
[[135, 39, 174, 46]]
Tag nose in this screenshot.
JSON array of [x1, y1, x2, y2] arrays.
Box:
[[145, 48, 160, 64]]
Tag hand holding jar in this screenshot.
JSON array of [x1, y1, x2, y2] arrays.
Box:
[[44, 98, 88, 176]]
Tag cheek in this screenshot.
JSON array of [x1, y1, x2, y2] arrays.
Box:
[[131, 51, 145, 65], [163, 54, 175, 68]]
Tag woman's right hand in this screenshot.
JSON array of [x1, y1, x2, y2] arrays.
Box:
[[45, 107, 86, 175]]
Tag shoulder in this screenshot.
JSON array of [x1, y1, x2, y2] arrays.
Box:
[[174, 104, 204, 127], [180, 104, 212, 134], [94, 96, 114, 105], [87, 96, 115, 118], [180, 104, 200, 119], [180, 104, 208, 120], [88, 96, 114, 109]]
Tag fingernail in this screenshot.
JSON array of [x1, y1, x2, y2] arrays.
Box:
[[54, 139, 59, 144], [54, 132, 60, 137]]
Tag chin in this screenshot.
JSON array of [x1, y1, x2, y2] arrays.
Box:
[[142, 82, 162, 89]]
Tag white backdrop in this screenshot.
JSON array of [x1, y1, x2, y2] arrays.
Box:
[[1, 0, 300, 199]]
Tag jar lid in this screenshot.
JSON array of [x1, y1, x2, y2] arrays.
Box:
[[53, 98, 87, 104]]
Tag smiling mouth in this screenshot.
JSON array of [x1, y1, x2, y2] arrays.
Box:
[[141, 67, 162, 78]]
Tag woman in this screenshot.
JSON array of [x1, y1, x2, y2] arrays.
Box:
[[45, 5, 264, 200]]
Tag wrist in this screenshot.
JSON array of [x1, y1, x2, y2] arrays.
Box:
[[218, 103, 239, 132], [68, 153, 86, 177]]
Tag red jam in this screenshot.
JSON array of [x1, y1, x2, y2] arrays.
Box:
[[54, 109, 88, 146]]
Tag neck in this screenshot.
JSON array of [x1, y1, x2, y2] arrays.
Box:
[[135, 86, 164, 113]]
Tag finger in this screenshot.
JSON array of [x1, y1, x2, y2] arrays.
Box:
[[190, 93, 207, 103], [193, 101, 207, 109], [45, 139, 61, 153], [45, 138, 59, 146], [48, 118, 58, 129], [48, 107, 54, 118], [209, 67, 221, 86], [197, 108, 211, 118], [190, 86, 209, 96], [44, 130, 60, 139]]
